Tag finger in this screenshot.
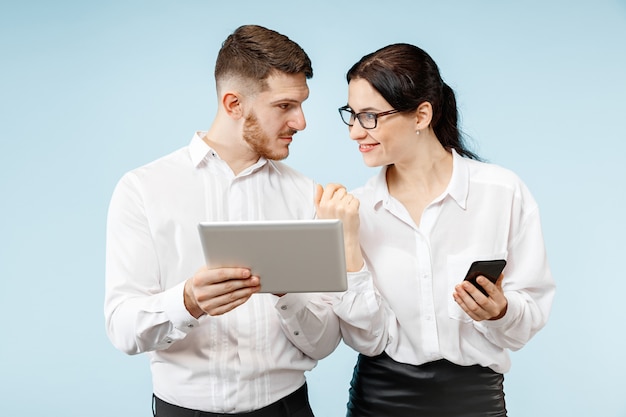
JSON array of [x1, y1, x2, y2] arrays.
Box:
[[461, 280, 488, 302], [321, 183, 345, 202], [453, 291, 482, 321], [314, 183, 323, 208], [454, 284, 489, 321], [202, 267, 252, 285], [205, 291, 257, 316], [476, 276, 508, 319], [476, 276, 497, 296], [495, 273, 504, 289], [477, 276, 504, 302], [201, 279, 261, 314], [217, 275, 260, 297], [333, 187, 347, 200]]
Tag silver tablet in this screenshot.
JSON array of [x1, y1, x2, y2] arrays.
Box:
[[198, 219, 347, 293]]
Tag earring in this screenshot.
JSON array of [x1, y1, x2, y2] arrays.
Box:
[[416, 130, 420, 136]]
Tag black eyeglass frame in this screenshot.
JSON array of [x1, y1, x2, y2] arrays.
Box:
[[338, 105, 401, 129]]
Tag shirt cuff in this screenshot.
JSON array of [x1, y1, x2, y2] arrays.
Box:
[[274, 293, 312, 317], [346, 265, 373, 292], [161, 281, 200, 333]]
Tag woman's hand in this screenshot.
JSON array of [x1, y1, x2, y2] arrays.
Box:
[[314, 183, 363, 272], [453, 274, 508, 321]]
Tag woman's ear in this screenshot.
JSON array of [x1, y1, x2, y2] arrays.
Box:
[[414, 101, 433, 131], [222, 92, 244, 120]]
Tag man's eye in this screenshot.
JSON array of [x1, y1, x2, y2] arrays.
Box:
[[278, 104, 291, 110]]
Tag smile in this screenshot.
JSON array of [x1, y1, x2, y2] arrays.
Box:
[[359, 143, 378, 152]]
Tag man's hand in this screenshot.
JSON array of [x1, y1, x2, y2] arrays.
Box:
[[453, 274, 508, 321], [184, 266, 261, 318]]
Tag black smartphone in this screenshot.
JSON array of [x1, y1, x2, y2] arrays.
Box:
[[463, 259, 507, 296]]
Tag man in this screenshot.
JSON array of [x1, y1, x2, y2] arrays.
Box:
[[104, 25, 341, 417]]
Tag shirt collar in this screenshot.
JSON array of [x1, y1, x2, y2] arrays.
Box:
[[370, 148, 470, 210], [189, 131, 213, 167], [188, 131, 281, 175], [371, 167, 390, 208], [447, 148, 470, 210]]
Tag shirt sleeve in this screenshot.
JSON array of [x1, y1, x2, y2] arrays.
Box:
[[104, 173, 198, 355], [332, 266, 389, 356], [275, 293, 341, 360], [474, 206, 556, 351]]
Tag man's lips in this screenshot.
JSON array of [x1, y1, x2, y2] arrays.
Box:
[[279, 130, 297, 142]]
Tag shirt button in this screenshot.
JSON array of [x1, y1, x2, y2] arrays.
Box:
[[166, 339, 173, 344], [187, 324, 194, 328], [294, 331, 300, 336], [281, 305, 288, 310]]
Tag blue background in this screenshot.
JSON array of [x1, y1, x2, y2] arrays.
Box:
[[1, 0, 625, 415]]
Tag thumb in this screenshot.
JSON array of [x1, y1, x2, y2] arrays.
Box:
[[314, 183, 323, 208]]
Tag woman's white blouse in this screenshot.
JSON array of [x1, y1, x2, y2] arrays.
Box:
[[334, 150, 555, 373]]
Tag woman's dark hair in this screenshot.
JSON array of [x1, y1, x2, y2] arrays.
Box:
[[346, 43, 478, 160]]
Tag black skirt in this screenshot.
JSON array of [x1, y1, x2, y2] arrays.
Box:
[[347, 352, 507, 417]]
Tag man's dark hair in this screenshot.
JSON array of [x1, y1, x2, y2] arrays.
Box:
[[215, 25, 313, 91]]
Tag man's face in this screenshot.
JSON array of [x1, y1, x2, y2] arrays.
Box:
[[242, 72, 309, 161]]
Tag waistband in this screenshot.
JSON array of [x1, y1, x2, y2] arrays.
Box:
[[347, 353, 506, 417], [153, 383, 309, 417]]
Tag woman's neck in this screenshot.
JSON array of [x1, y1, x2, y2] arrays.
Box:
[[386, 142, 453, 226]]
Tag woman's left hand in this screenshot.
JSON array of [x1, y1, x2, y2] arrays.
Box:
[[453, 274, 508, 321]]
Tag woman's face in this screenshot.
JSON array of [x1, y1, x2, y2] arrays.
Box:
[[345, 78, 416, 168]]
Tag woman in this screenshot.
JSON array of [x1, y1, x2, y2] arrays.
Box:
[[315, 43, 555, 416]]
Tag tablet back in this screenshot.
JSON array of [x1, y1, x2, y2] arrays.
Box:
[[198, 220, 347, 293]]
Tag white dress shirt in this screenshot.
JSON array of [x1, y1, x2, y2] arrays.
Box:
[[104, 132, 340, 413], [334, 150, 555, 373]]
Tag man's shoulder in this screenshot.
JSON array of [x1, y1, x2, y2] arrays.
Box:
[[140, 145, 191, 170], [126, 145, 190, 177], [114, 144, 192, 192]]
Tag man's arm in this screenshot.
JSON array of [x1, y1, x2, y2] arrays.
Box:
[[104, 174, 261, 354], [275, 293, 341, 360]]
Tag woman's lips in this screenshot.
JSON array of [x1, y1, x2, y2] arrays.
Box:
[[359, 143, 378, 152]]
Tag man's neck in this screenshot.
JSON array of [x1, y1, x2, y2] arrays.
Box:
[[201, 128, 260, 176]]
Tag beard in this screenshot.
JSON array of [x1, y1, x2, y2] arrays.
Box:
[[242, 112, 296, 161]]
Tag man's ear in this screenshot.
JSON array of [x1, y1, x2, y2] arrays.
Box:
[[222, 92, 244, 120]]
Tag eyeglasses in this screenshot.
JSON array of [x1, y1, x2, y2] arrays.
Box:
[[338, 105, 400, 129]]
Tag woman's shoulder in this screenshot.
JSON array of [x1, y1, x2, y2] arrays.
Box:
[[350, 170, 384, 198], [465, 157, 525, 187], [463, 158, 538, 208]]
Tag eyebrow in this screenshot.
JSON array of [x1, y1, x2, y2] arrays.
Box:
[[269, 98, 303, 105], [350, 106, 381, 113]]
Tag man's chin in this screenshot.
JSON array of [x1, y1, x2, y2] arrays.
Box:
[[266, 146, 290, 161], [270, 152, 289, 161]]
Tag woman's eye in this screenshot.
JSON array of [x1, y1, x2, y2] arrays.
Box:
[[364, 113, 376, 121]]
